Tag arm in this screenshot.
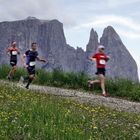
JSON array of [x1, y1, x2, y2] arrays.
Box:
[[6, 48, 11, 57], [106, 55, 110, 62], [89, 54, 96, 61], [17, 48, 20, 55], [36, 56, 46, 62], [21, 54, 26, 64], [6, 47, 10, 54], [89, 57, 96, 61], [21, 54, 28, 68]]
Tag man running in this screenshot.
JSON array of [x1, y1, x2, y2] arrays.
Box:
[[21, 42, 46, 89], [88, 45, 110, 97], [6, 41, 20, 80]]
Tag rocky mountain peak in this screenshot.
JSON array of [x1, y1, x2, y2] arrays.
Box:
[[84, 29, 98, 76], [100, 26, 138, 81], [86, 28, 98, 53], [26, 16, 39, 20], [101, 26, 122, 44], [89, 28, 98, 43]]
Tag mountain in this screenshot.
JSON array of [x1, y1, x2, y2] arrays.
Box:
[[0, 17, 138, 81], [84, 28, 98, 76], [100, 26, 138, 81]]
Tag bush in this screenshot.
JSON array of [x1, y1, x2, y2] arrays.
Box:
[[106, 79, 140, 101], [0, 65, 140, 101], [0, 65, 10, 79]]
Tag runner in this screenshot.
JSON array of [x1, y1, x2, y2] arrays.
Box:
[[6, 41, 20, 80], [21, 42, 46, 89], [88, 45, 110, 97]]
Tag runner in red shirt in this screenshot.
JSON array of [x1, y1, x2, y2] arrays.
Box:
[[88, 45, 110, 97], [6, 41, 20, 80]]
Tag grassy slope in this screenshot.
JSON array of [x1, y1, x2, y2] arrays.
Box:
[[0, 83, 140, 139]]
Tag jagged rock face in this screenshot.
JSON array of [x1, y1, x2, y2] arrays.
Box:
[[100, 26, 138, 81], [85, 29, 98, 77], [0, 17, 85, 73], [86, 28, 98, 55], [0, 18, 138, 81]]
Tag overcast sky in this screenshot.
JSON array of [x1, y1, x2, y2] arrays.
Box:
[[0, 0, 140, 78]]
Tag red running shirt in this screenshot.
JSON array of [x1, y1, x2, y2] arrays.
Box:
[[92, 53, 108, 68]]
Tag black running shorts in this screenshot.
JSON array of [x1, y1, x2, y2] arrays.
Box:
[[10, 60, 17, 67], [95, 68, 106, 76], [27, 66, 36, 75]]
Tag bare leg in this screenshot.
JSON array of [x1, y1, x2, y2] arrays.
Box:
[[99, 74, 106, 94], [8, 69, 13, 78], [89, 79, 100, 84], [8, 66, 16, 79], [26, 74, 35, 89], [87, 79, 100, 92], [11, 66, 16, 78]]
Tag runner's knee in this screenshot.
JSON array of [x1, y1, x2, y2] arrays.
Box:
[[29, 75, 35, 80], [13, 66, 16, 70]]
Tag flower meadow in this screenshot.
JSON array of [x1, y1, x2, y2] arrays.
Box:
[[0, 83, 140, 139]]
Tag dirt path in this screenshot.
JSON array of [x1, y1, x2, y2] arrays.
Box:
[[1, 80, 140, 114], [21, 83, 140, 114]]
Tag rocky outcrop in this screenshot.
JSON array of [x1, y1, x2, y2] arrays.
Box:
[[0, 17, 138, 81], [0, 17, 85, 73], [100, 26, 138, 81], [84, 26, 138, 81], [85, 29, 98, 77]]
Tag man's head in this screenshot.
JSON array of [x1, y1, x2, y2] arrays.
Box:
[[31, 42, 37, 51], [98, 45, 105, 53], [12, 41, 16, 48]]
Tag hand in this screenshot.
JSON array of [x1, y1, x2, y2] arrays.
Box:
[[89, 57, 92, 61], [24, 63, 28, 68], [7, 52, 10, 57], [107, 55, 110, 59], [41, 59, 46, 63], [106, 56, 110, 61]]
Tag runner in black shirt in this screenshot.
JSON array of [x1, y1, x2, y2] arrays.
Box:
[[21, 42, 46, 89], [6, 41, 20, 80]]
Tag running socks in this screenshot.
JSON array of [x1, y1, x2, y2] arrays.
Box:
[[26, 78, 33, 89]]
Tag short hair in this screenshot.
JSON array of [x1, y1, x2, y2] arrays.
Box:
[[31, 42, 37, 46]]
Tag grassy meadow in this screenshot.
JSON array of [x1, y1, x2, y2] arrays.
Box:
[[0, 83, 140, 139]]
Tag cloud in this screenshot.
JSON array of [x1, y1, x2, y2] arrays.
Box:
[[0, 0, 56, 19], [130, 12, 140, 16], [73, 15, 140, 39], [107, 0, 140, 7], [0, 0, 77, 27], [117, 30, 140, 39], [0, 0, 139, 28]]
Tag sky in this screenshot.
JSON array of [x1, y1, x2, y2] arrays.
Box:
[[0, 0, 140, 78]]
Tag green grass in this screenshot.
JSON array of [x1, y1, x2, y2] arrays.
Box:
[[0, 65, 140, 101], [0, 83, 140, 140]]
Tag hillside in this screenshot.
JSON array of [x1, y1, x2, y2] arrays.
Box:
[[0, 81, 140, 139]]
